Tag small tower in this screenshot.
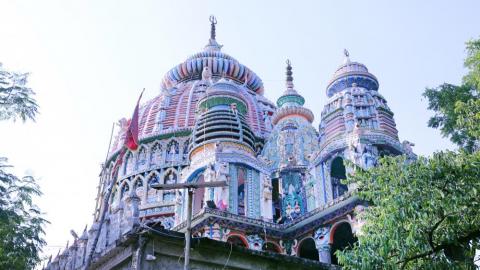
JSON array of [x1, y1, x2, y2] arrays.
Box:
[[261, 60, 319, 221]]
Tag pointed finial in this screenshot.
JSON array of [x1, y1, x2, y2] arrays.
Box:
[[343, 49, 351, 64], [209, 15, 217, 40], [285, 59, 294, 90]]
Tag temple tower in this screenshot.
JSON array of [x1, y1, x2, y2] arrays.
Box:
[[261, 60, 319, 221]]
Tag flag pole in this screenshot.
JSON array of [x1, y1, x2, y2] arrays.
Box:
[[84, 89, 144, 270]]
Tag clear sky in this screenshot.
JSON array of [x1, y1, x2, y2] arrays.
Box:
[[0, 0, 478, 263]]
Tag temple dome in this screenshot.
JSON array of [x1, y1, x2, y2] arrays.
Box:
[[160, 49, 264, 94], [107, 19, 272, 158], [326, 50, 379, 97]]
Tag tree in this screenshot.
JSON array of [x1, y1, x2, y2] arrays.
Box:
[[0, 158, 48, 269], [0, 62, 39, 122], [337, 39, 480, 269], [0, 62, 46, 269], [423, 83, 477, 152], [423, 38, 479, 153], [464, 39, 480, 91], [337, 153, 480, 269]]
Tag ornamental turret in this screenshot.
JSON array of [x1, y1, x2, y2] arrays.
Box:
[[261, 60, 320, 221], [318, 50, 402, 162]]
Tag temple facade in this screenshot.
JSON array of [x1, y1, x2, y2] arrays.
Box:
[[44, 17, 415, 269]]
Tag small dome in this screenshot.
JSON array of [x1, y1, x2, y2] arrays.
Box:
[[326, 52, 379, 97]]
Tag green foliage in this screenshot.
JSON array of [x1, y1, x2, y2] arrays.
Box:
[[337, 152, 480, 269], [423, 83, 477, 152], [0, 63, 39, 122], [0, 157, 48, 269], [464, 39, 480, 90], [0, 62, 46, 269], [423, 38, 480, 152], [455, 98, 480, 146]]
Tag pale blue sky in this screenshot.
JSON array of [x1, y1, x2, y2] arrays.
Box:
[[0, 0, 478, 262]]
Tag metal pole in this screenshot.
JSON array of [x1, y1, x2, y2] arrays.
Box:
[[184, 189, 193, 270]]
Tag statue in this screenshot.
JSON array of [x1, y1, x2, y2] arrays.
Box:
[[204, 163, 215, 183], [263, 177, 272, 201], [402, 140, 416, 158], [214, 162, 229, 210], [165, 172, 176, 184], [201, 66, 212, 81]]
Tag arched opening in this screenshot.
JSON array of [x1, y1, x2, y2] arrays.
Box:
[[149, 143, 162, 167], [331, 222, 357, 265], [227, 235, 248, 248], [120, 182, 130, 198], [298, 238, 319, 261], [147, 173, 160, 203], [192, 175, 205, 215], [331, 157, 348, 199], [163, 171, 177, 202], [262, 242, 281, 253]]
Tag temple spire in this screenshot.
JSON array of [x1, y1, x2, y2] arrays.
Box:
[[284, 59, 296, 94], [276, 59, 306, 108], [204, 15, 222, 51], [209, 15, 217, 40], [343, 48, 351, 64], [285, 59, 293, 89]]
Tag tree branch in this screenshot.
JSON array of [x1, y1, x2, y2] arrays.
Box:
[[399, 229, 480, 268]]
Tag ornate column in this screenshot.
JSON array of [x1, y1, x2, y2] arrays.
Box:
[[314, 226, 332, 264]]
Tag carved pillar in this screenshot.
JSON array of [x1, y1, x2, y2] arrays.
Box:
[[314, 226, 332, 264]]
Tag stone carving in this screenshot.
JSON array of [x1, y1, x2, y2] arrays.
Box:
[[280, 239, 298, 256], [213, 162, 229, 210], [313, 226, 332, 264], [246, 234, 264, 251], [402, 140, 416, 158], [201, 66, 212, 81]]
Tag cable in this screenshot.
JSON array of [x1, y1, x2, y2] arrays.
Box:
[[222, 242, 233, 270]]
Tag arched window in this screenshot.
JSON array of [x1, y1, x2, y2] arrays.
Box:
[[149, 143, 162, 167], [298, 238, 319, 261], [166, 140, 179, 162], [331, 223, 357, 265], [120, 182, 130, 198], [331, 157, 348, 199], [133, 178, 144, 197], [227, 235, 248, 248], [146, 174, 160, 203], [124, 151, 134, 175], [162, 171, 177, 202], [136, 147, 147, 170]]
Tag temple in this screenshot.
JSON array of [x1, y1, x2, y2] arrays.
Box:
[[44, 17, 416, 269]]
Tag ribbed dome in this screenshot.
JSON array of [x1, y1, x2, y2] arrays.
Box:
[[326, 53, 379, 97], [161, 49, 264, 94], [190, 106, 256, 152]]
